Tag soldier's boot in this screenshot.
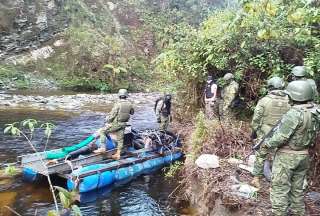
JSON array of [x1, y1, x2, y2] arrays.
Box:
[[251, 176, 261, 189], [112, 149, 121, 160]]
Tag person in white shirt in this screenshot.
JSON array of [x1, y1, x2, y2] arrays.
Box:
[[204, 75, 218, 119]]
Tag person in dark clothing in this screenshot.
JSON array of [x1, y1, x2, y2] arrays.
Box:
[[154, 93, 172, 131]]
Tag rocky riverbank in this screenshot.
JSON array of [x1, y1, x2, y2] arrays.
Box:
[[0, 91, 161, 111]]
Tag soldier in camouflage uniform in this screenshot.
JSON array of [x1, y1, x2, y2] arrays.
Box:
[[254, 80, 320, 216], [154, 93, 172, 131], [98, 89, 134, 160], [291, 65, 318, 101], [251, 77, 291, 188], [219, 73, 239, 119]]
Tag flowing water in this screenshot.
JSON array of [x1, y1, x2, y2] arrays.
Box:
[[0, 92, 185, 216]]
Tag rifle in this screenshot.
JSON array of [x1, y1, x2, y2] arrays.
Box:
[[244, 119, 282, 160], [252, 119, 282, 151]]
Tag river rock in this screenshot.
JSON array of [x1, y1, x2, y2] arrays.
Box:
[[227, 158, 243, 165], [195, 154, 220, 169], [231, 183, 258, 199], [0, 92, 162, 112], [248, 154, 256, 167]]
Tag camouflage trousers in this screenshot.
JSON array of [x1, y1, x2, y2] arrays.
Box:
[[218, 100, 233, 121], [205, 101, 215, 119], [252, 140, 275, 177], [159, 115, 170, 131], [98, 123, 125, 152], [253, 144, 269, 177], [271, 151, 309, 216]]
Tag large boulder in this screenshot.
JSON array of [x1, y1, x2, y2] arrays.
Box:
[[195, 154, 220, 169]]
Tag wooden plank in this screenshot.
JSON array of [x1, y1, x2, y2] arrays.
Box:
[[18, 152, 48, 165], [46, 149, 116, 174], [20, 150, 117, 174]]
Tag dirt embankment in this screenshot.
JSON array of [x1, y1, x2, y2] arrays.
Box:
[[171, 119, 320, 216]]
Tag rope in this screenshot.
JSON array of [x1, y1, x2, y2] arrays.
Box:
[[64, 157, 74, 173]]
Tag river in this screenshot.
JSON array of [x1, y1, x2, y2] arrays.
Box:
[[0, 91, 186, 216]]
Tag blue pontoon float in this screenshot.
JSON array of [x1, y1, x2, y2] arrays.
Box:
[[18, 130, 183, 193]]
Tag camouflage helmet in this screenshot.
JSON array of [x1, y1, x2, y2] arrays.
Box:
[[291, 66, 306, 77], [285, 80, 313, 102], [223, 73, 234, 81], [118, 89, 128, 98], [267, 76, 285, 89]]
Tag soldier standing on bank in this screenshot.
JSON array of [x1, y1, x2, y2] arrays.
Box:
[[219, 73, 239, 119], [97, 89, 134, 160], [154, 93, 172, 131], [252, 80, 320, 215], [251, 77, 291, 188], [204, 75, 218, 119], [291, 65, 318, 101]]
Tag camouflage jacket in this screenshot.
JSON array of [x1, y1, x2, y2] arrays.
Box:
[[251, 90, 290, 137], [221, 80, 239, 109], [263, 103, 320, 150], [107, 99, 134, 124]]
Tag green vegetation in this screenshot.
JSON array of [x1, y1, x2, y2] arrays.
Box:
[[1, 0, 232, 92], [0, 64, 30, 89], [156, 0, 320, 111], [163, 161, 184, 178], [188, 112, 208, 160], [4, 119, 82, 216], [48, 187, 81, 216]]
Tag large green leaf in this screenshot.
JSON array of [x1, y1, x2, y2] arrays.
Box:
[[3, 126, 11, 134], [59, 192, 71, 209], [71, 205, 83, 216], [55, 186, 71, 200]]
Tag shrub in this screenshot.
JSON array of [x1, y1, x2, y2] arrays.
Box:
[[156, 0, 320, 110]]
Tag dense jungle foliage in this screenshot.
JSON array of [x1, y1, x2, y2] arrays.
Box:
[[156, 0, 320, 112]]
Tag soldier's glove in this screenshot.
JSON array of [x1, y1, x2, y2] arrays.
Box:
[[250, 131, 257, 140]]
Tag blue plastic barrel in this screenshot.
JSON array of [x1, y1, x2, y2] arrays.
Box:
[[67, 164, 116, 192], [67, 151, 183, 193], [23, 167, 39, 182]]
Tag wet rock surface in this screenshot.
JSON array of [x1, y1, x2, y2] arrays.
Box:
[[0, 92, 162, 111]]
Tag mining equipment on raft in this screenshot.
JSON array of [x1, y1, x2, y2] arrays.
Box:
[[18, 129, 183, 196]]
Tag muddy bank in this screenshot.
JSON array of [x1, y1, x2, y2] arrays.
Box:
[[0, 92, 161, 111]]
